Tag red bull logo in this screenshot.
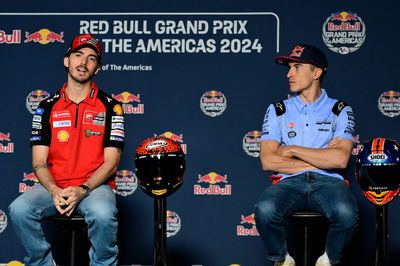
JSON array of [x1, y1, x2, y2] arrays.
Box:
[[19, 172, 39, 192], [0, 30, 21, 44], [237, 213, 259, 236], [115, 169, 138, 196], [22, 172, 39, 182], [243, 131, 261, 157], [194, 172, 231, 195], [331, 11, 358, 22], [290, 46, 304, 57], [166, 210, 181, 237], [203, 90, 225, 103], [112, 91, 144, 114], [0, 132, 10, 141], [0, 132, 14, 153], [25, 29, 64, 44], [155, 131, 187, 154], [322, 11, 365, 55], [0, 210, 7, 234], [378, 91, 400, 117]]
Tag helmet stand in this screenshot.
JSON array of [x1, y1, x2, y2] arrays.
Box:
[[154, 197, 167, 266], [375, 204, 388, 266]]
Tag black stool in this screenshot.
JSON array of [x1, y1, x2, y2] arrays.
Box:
[[289, 211, 327, 266], [46, 213, 89, 266]]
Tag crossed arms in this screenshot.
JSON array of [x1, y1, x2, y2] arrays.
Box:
[[260, 137, 354, 175]]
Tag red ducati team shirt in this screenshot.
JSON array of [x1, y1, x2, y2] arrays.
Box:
[[30, 82, 125, 189]]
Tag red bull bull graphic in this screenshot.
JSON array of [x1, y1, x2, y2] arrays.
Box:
[[19, 172, 39, 193], [378, 90, 400, 117], [289, 46, 304, 57], [166, 210, 181, 237], [115, 169, 138, 196], [0, 132, 14, 153], [112, 91, 144, 114], [200, 90, 227, 117], [26, 90, 50, 114], [0, 210, 7, 234], [0, 30, 21, 44], [322, 11, 366, 54], [242, 130, 261, 157], [194, 172, 232, 195], [24, 29, 64, 44], [237, 213, 259, 236], [155, 131, 187, 154]]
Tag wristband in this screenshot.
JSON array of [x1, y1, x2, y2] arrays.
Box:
[[79, 185, 91, 197]]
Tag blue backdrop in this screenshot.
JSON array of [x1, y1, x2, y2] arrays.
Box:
[[0, 1, 399, 265]]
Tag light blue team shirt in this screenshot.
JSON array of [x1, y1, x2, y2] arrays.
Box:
[[260, 89, 355, 180]]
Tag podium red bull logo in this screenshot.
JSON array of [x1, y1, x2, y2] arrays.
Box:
[[0, 210, 7, 234], [0, 132, 14, 153], [155, 131, 187, 154], [194, 172, 232, 195], [166, 210, 181, 237], [0, 30, 21, 44], [26, 89, 50, 114], [237, 213, 259, 236], [378, 90, 400, 118], [112, 91, 144, 114], [242, 130, 261, 157], [24, 28, 64, 44], [19, 172, 39, 193], [322, 11, 366, 54], [115, 169, 138, 196], [200, 90, 227, 117]]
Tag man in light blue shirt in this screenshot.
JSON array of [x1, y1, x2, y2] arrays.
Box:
[[254, 44, 358, 266]]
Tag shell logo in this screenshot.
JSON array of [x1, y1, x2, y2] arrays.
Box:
[[57, 130, 70, 142], [113, 104, 123, 115]]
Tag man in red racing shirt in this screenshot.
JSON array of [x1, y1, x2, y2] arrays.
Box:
[[9, 33, 124, 266]]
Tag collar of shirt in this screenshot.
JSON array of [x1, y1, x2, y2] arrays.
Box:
[[293, 88, 328, 113], [60, 82, 99, 108]]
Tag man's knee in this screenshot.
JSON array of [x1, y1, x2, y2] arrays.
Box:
[[254, 200, 280, 225], [331, 203, 358, 229]]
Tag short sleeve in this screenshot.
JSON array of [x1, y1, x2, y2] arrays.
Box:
[[260, 104, 282, 143], [333, 105, 355, 141]]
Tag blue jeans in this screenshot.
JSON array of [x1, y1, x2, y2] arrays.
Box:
[[254, 172, 358, 264], [8, 184, 118, 266]]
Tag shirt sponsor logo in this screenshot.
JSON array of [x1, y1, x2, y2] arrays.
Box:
[[110, 136, 124, 142], [288, 131, 297, 138], [35, 108, 44, 115], [33, 115, 42, 122], [83, 110, 105, 126], [53, 110, 71, 118], [53, 120, 71, 128], [111, 130, 125, 137], [111, 123, 124, 130], [57, 130, 70, 142], [112, 116, 124, 123], [85, 129, 102, 137], [32, 122, 42, 129], [30, 136, 41, 141], [113, 104, 124, 115]]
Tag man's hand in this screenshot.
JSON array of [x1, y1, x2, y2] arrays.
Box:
[[54, 186, 86, 216]]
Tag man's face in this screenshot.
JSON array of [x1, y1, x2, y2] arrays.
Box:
[[286, 62, 320, 93], [64, 47, 100, 84]]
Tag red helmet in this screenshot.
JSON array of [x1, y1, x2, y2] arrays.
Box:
[[355, 138, 400, 205], [135, 137, 185, 198]]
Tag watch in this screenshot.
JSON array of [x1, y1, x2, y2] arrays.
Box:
[[79, 185, 91, 197]]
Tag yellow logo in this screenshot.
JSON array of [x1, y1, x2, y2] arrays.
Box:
[[57, 130, 70, 142]]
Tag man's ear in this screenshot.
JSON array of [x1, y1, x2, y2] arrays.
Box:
[[314, 68, 323, 80], [63, 56, 69, 68]]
